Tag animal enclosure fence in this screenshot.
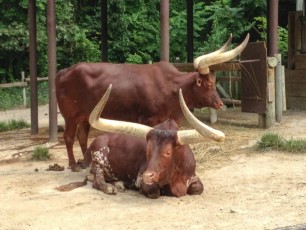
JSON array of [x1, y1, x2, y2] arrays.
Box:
[[0, 72, 48, 108]]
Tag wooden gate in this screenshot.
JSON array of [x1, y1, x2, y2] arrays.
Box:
[[241, 42, 268, 114]]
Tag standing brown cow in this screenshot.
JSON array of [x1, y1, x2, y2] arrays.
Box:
[[56, 34, 249, 171]]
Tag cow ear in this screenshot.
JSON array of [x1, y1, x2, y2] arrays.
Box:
[[195, 75, 202, 87]]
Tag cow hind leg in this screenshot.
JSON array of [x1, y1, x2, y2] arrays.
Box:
[[187, 176, 204, 195], [77, 121, 90, 155], [63, 120, 80, 172]]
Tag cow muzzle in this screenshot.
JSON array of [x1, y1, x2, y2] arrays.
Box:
[[142, 171, 159, 185]]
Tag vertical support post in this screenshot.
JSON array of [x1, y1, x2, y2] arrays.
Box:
[[275, 54, 283, 122], [186, 0, 193, 63], [101, 0, 108, 62], [160, 0, 169, 61], [47, 0, 58, 142], [281, 66, 287, 111], [267, 0, 279, 57], [259, 57, 277, 128], [21, 71, 26, 107], [28, 0, 38, 134]]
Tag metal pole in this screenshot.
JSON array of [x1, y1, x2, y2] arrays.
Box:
[[47, 0, 58, 142], [160, 0, 169, 61], [28, 0, 38, 134], [186, 0, 193, 63], [101, 0, 108, 62], [267, 0, 279, 57]]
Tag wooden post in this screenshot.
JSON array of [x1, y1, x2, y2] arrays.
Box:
[[209, 108, 217, 124], [259, 57, 277, 128], [275, 54, 282, 122], [21, 72, 26, 107], [281, 66, 287, 111]]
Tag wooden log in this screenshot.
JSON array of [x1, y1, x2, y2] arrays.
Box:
[[222, 98, 241, 106], [0, 82, 27, 88], [25, 77, 48, 82]]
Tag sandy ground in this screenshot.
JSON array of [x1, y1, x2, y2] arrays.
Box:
[[0, 105, 306, 230]]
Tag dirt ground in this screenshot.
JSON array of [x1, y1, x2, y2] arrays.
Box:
[[0, 105, 306, 230]]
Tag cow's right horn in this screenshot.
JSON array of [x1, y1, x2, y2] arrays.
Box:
[[89, 84, 153, 139], [177, 88, 225, 144]]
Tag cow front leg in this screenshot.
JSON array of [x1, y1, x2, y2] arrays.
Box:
[[92, 166, 117, 195], [187, 175, 204, 195], [140, 182, 161, 199]]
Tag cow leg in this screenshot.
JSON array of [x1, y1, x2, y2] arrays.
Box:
[[140, 182, 161, 199], [63, 120, 80, 172], [77, 121, 90, 155], [187, 175, 204, 195], [92, 166, 117, 195]]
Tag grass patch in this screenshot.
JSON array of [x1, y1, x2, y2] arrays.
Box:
[[0, 119, 30, 132], [31, 146, 51, 161], [257, 132, 306, 153]]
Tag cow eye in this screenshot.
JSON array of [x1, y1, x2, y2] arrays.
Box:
[[164, 151, 171, 157]]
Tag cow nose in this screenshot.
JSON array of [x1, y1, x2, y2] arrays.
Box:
[[143, 171, 156, 184]]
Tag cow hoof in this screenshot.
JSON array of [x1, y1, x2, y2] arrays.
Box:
[[70, 165, 83, 172], [103, 184, 117, 195], [114, 181, 125, 192], [86, 174, 94, 182]]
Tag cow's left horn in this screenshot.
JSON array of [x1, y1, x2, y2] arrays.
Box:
[[89, 84, 153, 139], [177, 89, 225, 144], [197, 33, 249, 75]]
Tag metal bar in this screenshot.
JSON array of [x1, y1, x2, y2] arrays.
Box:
[[47, 0, 58, 142], [101, 0, 108, 62], [267, 0, 279, 57], [28, 0, 38, 134], [160, 0, 169, 61], [186, 0, 193, 62]]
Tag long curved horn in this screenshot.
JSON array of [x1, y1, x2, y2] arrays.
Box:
[[89, 84, 153, 139], [177, 89, 225, 145], [194, 33, 232, 70], [197, 33, 249, 75]]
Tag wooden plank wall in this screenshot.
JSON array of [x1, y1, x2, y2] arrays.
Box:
[[285, 69, 306, 110]]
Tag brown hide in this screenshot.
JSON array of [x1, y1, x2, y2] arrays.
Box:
[[84, 119, 203, 198], [56, 61, 223, 169]]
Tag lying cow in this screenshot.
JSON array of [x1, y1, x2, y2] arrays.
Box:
[[78, 85, 225, 198], [55, 34, 249, 171]]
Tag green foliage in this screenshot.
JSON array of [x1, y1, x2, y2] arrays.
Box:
[[0, 0, 273, 83], [253, 16, 288, 59], [0, 87, 24, 110], [257, 133, 306, 153], [0, 119, 30, 132], [31, 146, 51, 161], [199, 0, 253, 55]]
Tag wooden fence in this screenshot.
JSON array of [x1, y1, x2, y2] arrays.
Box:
[[0, 72, 48, 106]]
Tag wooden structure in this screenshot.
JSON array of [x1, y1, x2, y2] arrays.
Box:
[[28, 0, 281, 139], [286, 11, 306, 110]]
